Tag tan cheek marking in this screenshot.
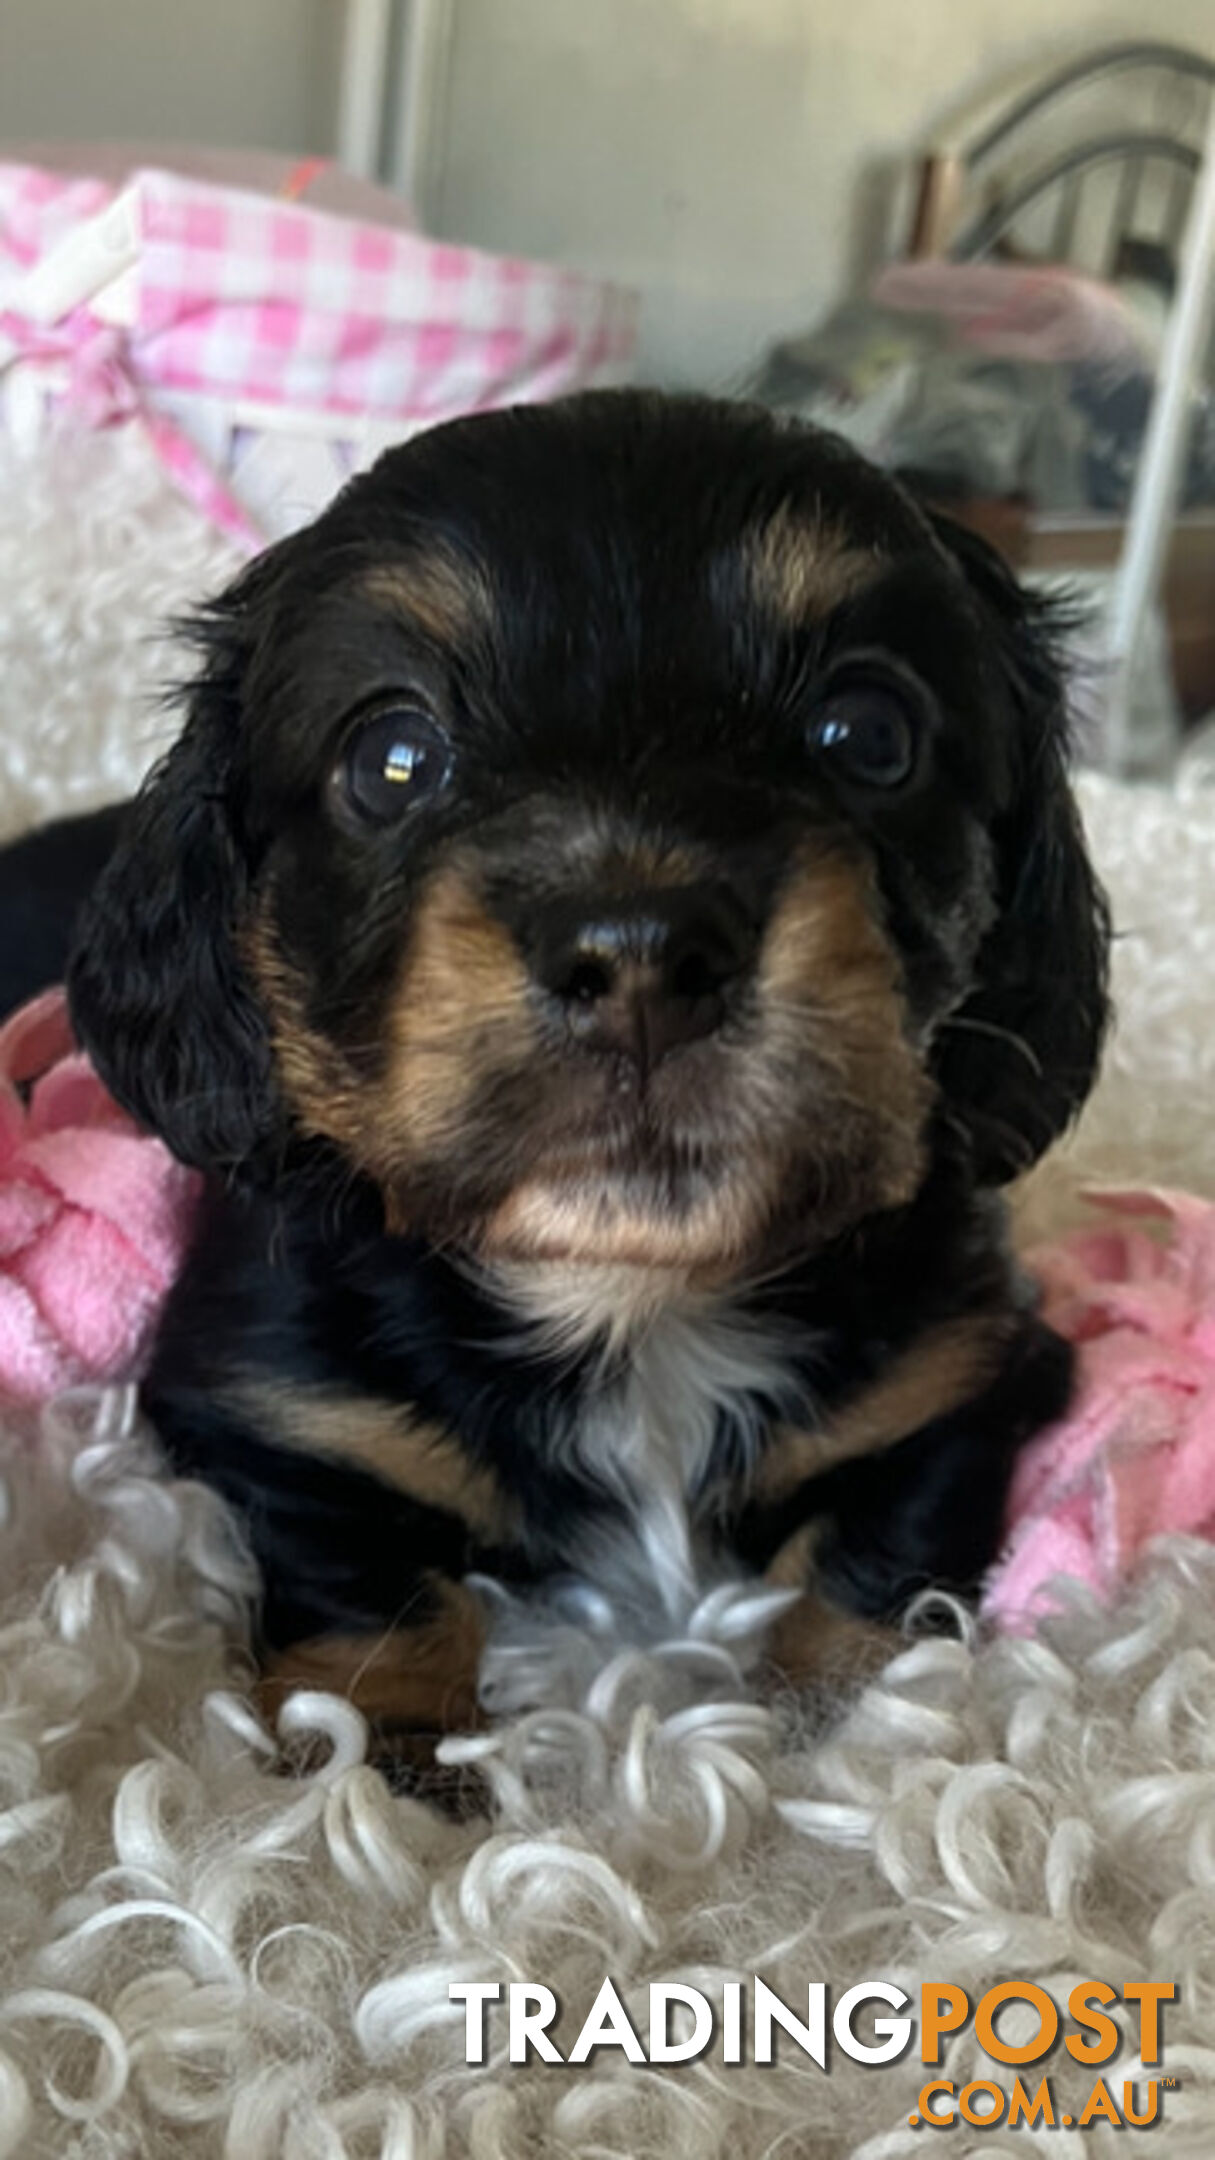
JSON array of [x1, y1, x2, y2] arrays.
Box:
[[747, 506, 879, 624], [759, 845, 931, 1189], [255, 1579, 485, 1737], [750, 1311, 1014, 1505], [246, 870, 539, 1173], [360, 549, 495, 648], [226, 1379, 519, 1546], [244, 911, 368, 1151], [761, 846, 904, 1028], [385, 864, 536, 1158]]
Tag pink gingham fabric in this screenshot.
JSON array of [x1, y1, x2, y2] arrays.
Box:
[[0, 162, 637, 548]]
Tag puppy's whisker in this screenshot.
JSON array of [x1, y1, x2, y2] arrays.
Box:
[[345, 1610, 417, 1698], [939, 1014, 1044, 1076]]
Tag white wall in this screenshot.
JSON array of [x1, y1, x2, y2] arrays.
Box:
[[434, 0, 1215, 383], [0, 0, 336, 159], [1, 0, 1212, 385]]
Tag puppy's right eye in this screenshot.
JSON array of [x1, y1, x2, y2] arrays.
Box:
[[336, 705, 453, 824]]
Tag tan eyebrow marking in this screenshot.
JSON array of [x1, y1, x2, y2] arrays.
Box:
[[361, 546, 496, 647], [746, 502, 881, 623]]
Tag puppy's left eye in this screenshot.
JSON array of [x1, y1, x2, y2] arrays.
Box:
[[808, 677, 920, 788], [337, 705, 453, 823]]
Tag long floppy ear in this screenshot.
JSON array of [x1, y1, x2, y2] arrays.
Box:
[[67, 552, 287, 1173], [925, 512, 1111, 1185]]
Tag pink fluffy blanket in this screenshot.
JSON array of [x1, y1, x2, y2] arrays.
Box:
[[0, 988, 198, 1402], [982, 1188, 1215, 1630], [1, 993, 1211, 1635]]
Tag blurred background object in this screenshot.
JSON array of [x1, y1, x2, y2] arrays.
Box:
[[0, 1, 1213, 772], [2, 0, 1211, 383]]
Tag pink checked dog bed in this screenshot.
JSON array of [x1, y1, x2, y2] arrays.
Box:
[[0, 157, 636, 550]]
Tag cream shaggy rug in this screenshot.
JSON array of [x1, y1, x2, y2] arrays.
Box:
[[1, 424, 1215, 2159]]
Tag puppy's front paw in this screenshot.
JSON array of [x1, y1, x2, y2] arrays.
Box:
[[760, 1523, 900, 1695], [254, 1580, 487, 1808]]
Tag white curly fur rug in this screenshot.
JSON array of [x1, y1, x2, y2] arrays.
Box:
[[2, 423, 1215, 2158]]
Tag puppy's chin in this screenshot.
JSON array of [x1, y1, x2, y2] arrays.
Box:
[[475, 1168, 773, 1277], [469, 1129, 923, 1277]]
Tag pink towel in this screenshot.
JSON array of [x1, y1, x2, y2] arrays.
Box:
[[983, 1188, 1215, 1632], [0, 988, 200, 1405], [871, 260, 1155, 372]]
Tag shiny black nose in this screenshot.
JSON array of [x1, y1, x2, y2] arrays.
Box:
[[532, 885, 757, 1070]]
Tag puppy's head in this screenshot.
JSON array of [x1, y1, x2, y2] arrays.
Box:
[[69, 393, 1108, 1276]]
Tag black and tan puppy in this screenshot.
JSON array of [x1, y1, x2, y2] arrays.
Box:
[[24, 393, 1110, 1760]]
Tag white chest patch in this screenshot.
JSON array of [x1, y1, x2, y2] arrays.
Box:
[[493, 1264, 809, 1625]]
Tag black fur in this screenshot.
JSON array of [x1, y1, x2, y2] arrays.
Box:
[[0, 392, 1111, 1703], [67, 555, 286, 1172], [921, 513, 1110, 1182], [732, 1307, 1074, 1609], [0, 801, 128, 1015]]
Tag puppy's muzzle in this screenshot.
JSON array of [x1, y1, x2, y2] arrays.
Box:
[[529, 882, 757, 1075]]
